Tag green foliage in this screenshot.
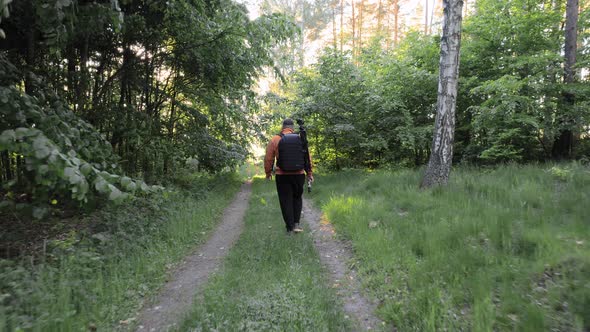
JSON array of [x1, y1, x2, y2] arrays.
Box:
[[468, 76, 543, 163], [548, 165, 573, 181], [310, 164, 590, 330], [0, 173, 241, 331], [269, 38, 439, 169], [0, 0, 297, 217], [0, 63, 159, 217], [266, 0, 590, 168]]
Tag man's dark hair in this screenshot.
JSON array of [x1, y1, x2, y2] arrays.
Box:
[[282, 118, 294, 128]]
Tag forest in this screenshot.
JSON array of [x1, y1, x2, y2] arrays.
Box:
[[1, 0, 589, 331], [1, 0, 589, 215]]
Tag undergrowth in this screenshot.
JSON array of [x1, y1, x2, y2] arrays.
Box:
[[310, 163, 590, 331], [0, 172, 241, 331]]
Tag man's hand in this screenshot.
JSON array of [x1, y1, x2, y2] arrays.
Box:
[[307, 174, 314, 183], [266, 174, 272, 181]]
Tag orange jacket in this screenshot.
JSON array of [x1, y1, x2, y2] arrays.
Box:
[[264, 128, 313, 177]]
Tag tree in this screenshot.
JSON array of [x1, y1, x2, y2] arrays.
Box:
[[552, 0, 579, 159], [0, 0, 298, 217], [392, 0, 400, 46], [420, 0, 463, 188]]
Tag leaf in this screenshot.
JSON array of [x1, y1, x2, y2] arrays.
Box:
[[140, 182, 150, 192], [120, 176, 132, 187], [78, 180, 89, 196], [125, 181, 137, 192], [64, 167, 75, 178], [94, 178, 109, 193], [15, 127, 36, 139], [33, 136, 51, 159], [64, 167, 81, 184], [80, 163, 93, 176], [0, 129, 15, 147], [108, 185, 126, 202]]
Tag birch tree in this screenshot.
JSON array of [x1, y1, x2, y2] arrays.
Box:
[[420, 0, 463, 188]]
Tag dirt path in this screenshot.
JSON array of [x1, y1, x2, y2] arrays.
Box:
[[303, 198, 383, 331], [135, 182, 252, 332]]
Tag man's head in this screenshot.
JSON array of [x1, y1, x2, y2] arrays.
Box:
[[282, 118, 294, 129]]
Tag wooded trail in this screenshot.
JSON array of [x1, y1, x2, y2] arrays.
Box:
[[134, 182, 382, 331], [135, 182, 252, 331], [303, 198, 383, 331]]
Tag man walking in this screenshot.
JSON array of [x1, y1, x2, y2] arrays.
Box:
[[265, 118, 314, 234]]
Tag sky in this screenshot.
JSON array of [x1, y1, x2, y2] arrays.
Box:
[[236, 0, 449, 93], [237, 0, 447, 62]]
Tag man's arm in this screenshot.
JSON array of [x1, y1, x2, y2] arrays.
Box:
[[306, 151, 314, 182], [264, 138, 276, 179]]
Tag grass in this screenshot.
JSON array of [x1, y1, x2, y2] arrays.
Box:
[[177, 177, 351, 331], [0, 172, 242, 332], [309, 163, 590, 331]]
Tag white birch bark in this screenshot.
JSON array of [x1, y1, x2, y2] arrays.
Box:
[[420, 0, 463, 188]]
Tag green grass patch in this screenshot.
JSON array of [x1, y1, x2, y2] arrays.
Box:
[[309, 163, 590, 331], [0, 173, 241, 331], [178, 178, 351, 331]]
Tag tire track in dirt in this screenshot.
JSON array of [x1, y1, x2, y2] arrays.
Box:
[[135, 181, 252, 332], [303, 198, 383, 331]]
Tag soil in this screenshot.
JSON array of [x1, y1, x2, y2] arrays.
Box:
[[135, 181, 252, 332], [303, 198, 383, 331]]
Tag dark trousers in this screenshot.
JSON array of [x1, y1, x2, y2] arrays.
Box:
[[275, 174, 305, 231]]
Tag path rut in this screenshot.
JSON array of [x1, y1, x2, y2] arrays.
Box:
[[135, 181, 252, 332], [303, 198, 383, 331]]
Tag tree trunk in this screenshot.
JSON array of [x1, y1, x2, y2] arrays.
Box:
[[393, 0, 399, 45], [425, 0, 429, 34], [164, 76, 178, 175], [340, 0, 344, 52], [66, 44, 77, 108], [429, 0, 437, 34], [420, 0, 463, 188], [111, 45, 132, 151], [359, 0, 364, 50], [24, 14, 36, 94], [1, 151, 12, 182], [77, 35, 90, 114], [386, 0, 391, 48], [352, 0, 356, 55], [378, 0, 383, 32], [462, 0, 467, 17], [552, 0, 578, 159], [332, 4, 338, 49], [300, 0, 305, 67]]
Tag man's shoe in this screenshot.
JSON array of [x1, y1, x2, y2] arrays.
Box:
[[293, 227, 303, 233]]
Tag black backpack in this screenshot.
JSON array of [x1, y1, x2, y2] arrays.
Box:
[[277, 133, 306, 171]]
